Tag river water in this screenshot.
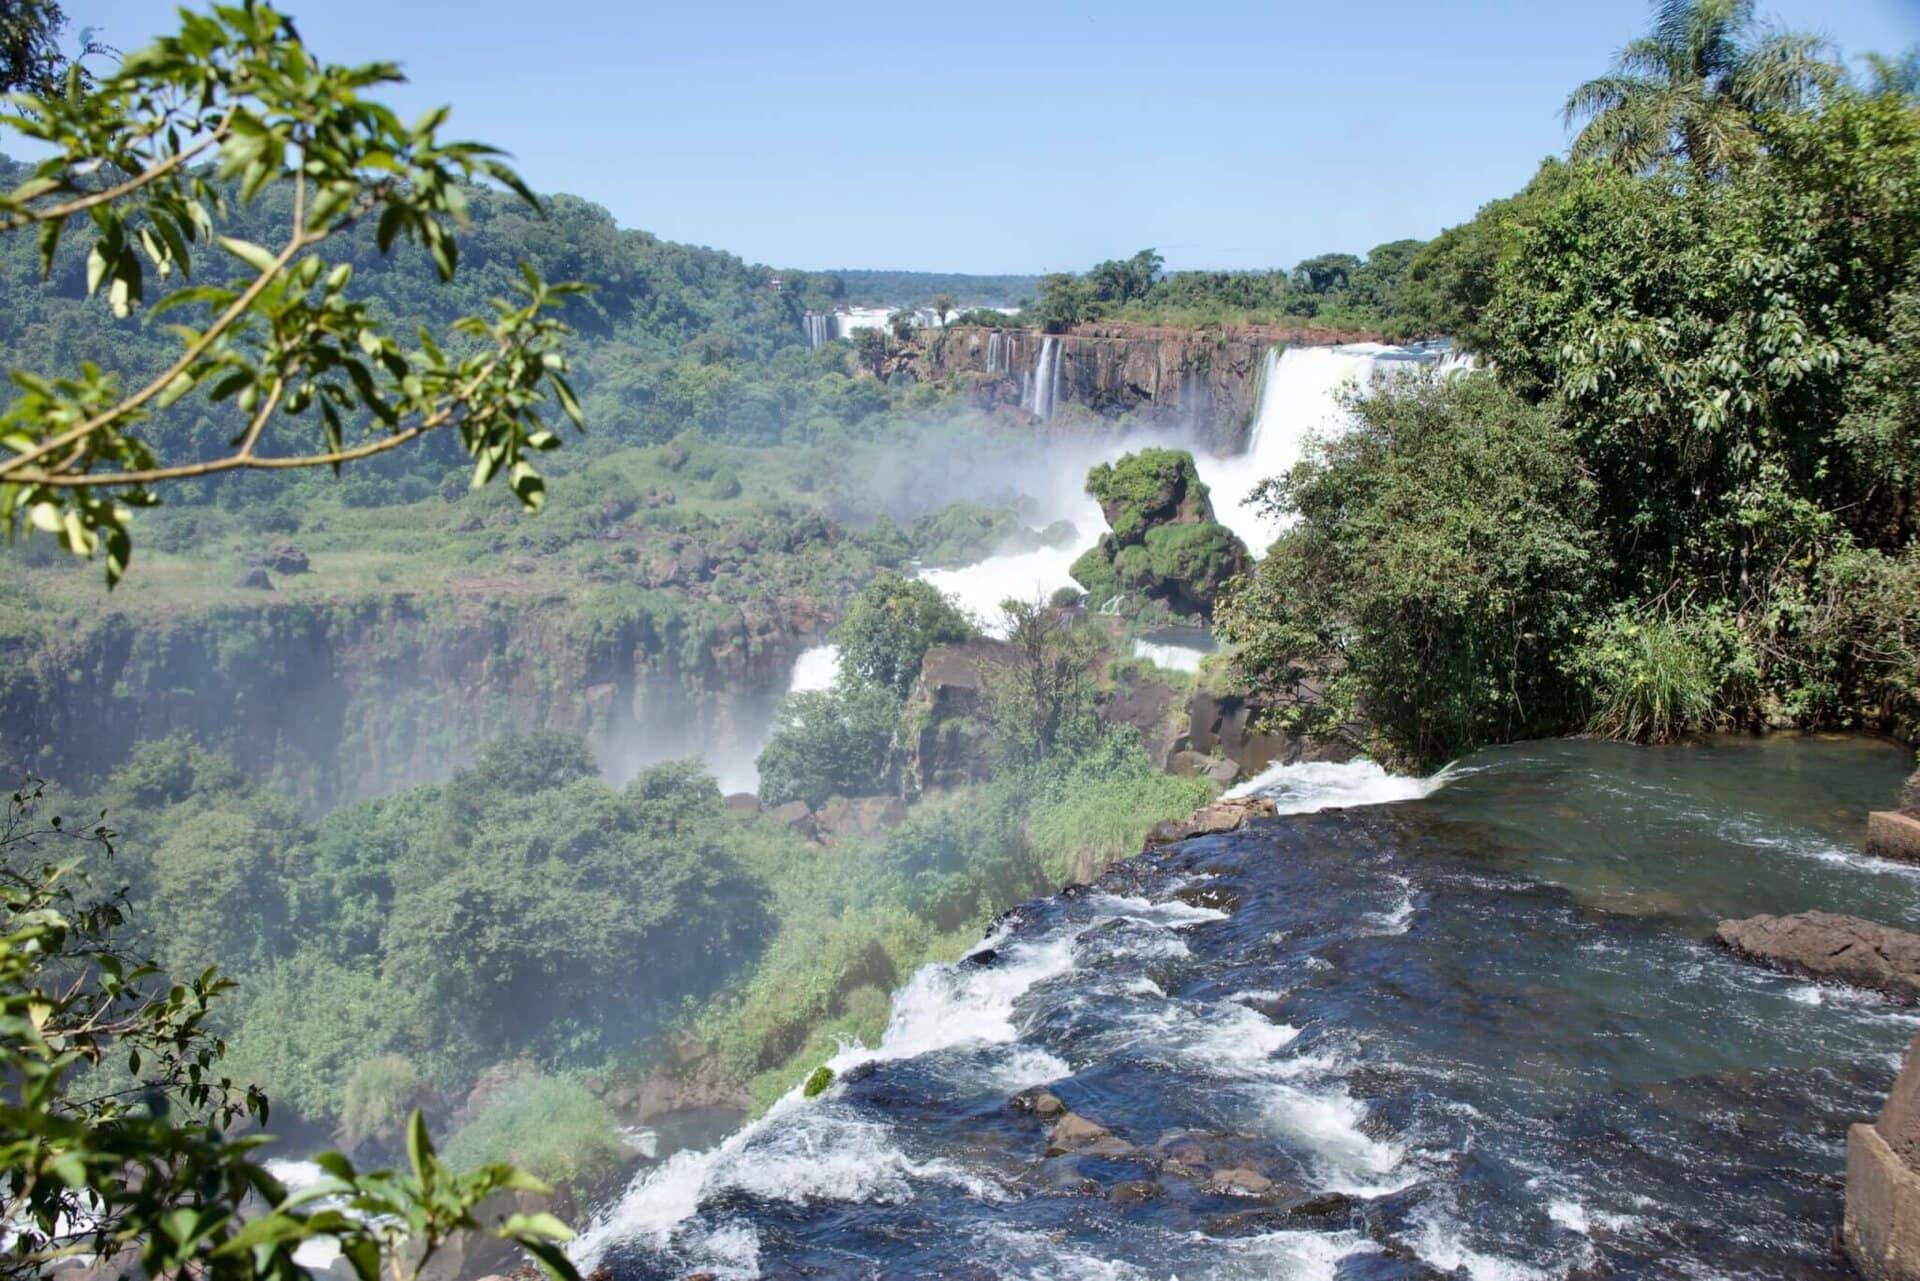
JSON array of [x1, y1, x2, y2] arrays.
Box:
[[578, 734, 1917, 1279]]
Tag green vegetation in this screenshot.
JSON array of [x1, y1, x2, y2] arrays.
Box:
[[756, 680, 901, 809], [1073, 449, 1249, 619], [442, 1075, 628, 1191], [1222, 6, 1920, 768], [834, 572, 972, 696]]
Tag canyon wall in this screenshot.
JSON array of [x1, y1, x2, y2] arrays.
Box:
[[910, 322, 1381, 448], [0, 587, 831, 812]]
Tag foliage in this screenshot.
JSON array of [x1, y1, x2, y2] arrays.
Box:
[[1564, 0, 1837, 173], [802, 1065, 833, 1098], [1075, 449, 1248, 618], [442, 1075, 625, 1192], [983, 600, 1105, 768], [832, 570, 973, 698], [1566, 607, 1751, 741], [0, 781, 579, 1281], [0, 2, 585, 583], [338, 1054, 426, 1153], [756, 679, 901, 809], [1220, 375, 1600, 769], [1022, 732, 1216, 883]]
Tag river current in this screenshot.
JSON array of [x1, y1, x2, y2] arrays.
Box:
[[580, 735, 1916, 1279]]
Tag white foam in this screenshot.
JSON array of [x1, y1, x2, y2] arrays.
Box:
[[918, 542, 1087, 633], [1084, 891, 1229, 928], [1226, 758, 1451, 813], [787, 643, 840, 693], [1132, 638, 1208, 672], [1205, 1229, 1381, 1280]]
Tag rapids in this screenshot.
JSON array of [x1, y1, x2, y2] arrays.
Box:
[[579, 735, 1916, 1279]]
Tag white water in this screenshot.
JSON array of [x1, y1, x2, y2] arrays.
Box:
[[1225, 757, 1453, 812], [1131, 637, 1209, 673], [1194, 344, 1386, 554], [787, 643, 840, 693], [1025, 335, 1063, 420], [917, 543, 1085, 634]]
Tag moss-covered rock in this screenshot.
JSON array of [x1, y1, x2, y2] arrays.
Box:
[[1072, 449, 1249, 619]]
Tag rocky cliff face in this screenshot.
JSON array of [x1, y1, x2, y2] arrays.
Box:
[[908, 322, 1380, 448], [0, 587, 831, 812]]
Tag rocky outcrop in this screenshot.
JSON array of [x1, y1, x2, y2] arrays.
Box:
[[1871, 812, 1920, 864], [1184, 683, 1351, 778], [1848, 1030, 1920, 1280], [1713, 911, 1920, 1001], [896, 639, 1011, 799], [910, 322, 1380, 449], [1144, 795, 1276, 847], [1069, 449, 1250, 620]]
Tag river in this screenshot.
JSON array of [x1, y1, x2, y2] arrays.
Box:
[[579, 734, 1916, 1279]]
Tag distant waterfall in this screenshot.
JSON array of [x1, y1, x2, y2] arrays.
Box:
[[1025, 336, 1063, 420], [803, 312, 835, 348], [985, 331, 1011, 374]]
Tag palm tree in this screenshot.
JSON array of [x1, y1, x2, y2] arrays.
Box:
[[1564, 0, 1838, 173]]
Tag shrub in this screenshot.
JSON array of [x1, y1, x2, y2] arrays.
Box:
[[339, 1054, 427, 1153], [443, 1075, 627, 1192], [1568, 607, 1753, 743]]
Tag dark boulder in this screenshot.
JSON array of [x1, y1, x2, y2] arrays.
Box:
[[1714, 911, 1920, 1002], [232, 566, 274, 590]]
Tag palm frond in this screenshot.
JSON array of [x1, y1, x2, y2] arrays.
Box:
[[1734, 28, 1841, 109], [1564, 73, 1659, 128]]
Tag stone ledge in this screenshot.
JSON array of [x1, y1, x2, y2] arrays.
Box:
[[1848, 1122, 1920, 1281], [1871, 811, 1920, 864]]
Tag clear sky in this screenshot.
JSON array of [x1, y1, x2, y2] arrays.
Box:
[[48, 0, 1920, 274]]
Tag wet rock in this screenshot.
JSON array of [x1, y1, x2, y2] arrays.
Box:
[[1870, 811, 1920, 865], [1282, 1190, 1357, 1222], [1714, 911, 1920, 1001], [1108, 1179, 1163, 1203], [1171, 882, 1241, 914], [1046, 1112, 1132, 1158], [232, 566, 274, 590], [1009, 1087, 1067, 1119], [960, 947, 998, 968], [1204, 1167, 1275, 1197]]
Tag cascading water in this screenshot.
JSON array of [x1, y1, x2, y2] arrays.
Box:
[[1196, 343, 1391, 552], [786, 643, 840, 693], [1023, 336, 1063, 421], [802, 312, 834, 348], [578, 736, 1917, 1280], [985, 330, 1010, 374]]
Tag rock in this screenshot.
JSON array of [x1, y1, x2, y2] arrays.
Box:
[[1714, 911, 1920, 1001], [1282, 1190, 1357, 1222], [1903, 769, 1920, 819], [1870, 812, 1920, 865], [232, 566, 274, 590], [1171, 883, 1241, 914], [1010, 1087, 1068, 1118], [1109, 1179, 1163, 1202], [1046, 1113, 1131, 1158], [676, 545, 711, 582], [899, 639, 1013, 797], [1849, 1123, 1920, 1281], [1204, 1167, 1275, 1197], [1170, 749, 1243, 787], [1884, 1031, 1920, 1167], [462, 1060, 534, 1121], [815, 795, 907, 844], [764, 800, 820, 842], [723, 792, 760, 813], [251, 544, 309, 575], [645, 554, 680, 587], [1144, 796, 1277, 847]]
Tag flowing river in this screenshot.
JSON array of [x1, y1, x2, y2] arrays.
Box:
[[579, 734, 1916, 1279]]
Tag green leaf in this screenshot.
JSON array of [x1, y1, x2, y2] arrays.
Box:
[[501, 1212, 574, 1243], [406, 1109, 434, 1184], [216, 235, 278, 275]]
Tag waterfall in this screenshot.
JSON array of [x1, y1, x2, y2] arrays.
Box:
[[1025, 336, 1063, 420], [803, 312, 834, 348], [986, 330, 1010, 374], [1194, 343, 1391, 553]]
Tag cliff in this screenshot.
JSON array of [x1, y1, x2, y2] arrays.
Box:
[[907, 321, 1382, 448], [0, 584, 833, 813]]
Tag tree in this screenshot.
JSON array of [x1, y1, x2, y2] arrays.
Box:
[[1219, 375, 1600, 770], [755, 681, 901, 809], [834, 571, 973, 698], [983, 599, 1102, 768], [853, 325, 888, 376], [0, 0, 105, 96], [0, 1, 585, 584], [0, 781, 580, 1281], [1563, 0, 1837, 173], [930, 292, 956, 326], [1291, 252, 1361, 295]]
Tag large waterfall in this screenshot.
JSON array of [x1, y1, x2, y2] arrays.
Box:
[[1023, 336, 1063, 421], [1195, 343, 1396, 553], [803, 312, 834, 348], [985, 330, 1011, 374]]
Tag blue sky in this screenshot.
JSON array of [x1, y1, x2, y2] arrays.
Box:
[[50, 0, 1920, 274]]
